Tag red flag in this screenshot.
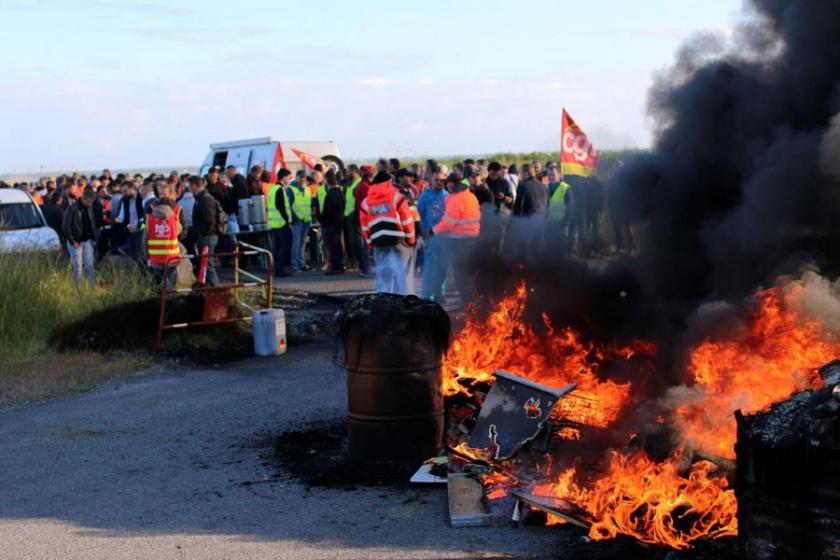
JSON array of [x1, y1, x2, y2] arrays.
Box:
[[290, 148, 322, 170], [561, 109, 600, 177]]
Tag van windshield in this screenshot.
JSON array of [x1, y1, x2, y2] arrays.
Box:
[[0, 203, 44, 230]]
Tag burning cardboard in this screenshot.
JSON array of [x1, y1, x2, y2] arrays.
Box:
[[467, 370, 576, 460]]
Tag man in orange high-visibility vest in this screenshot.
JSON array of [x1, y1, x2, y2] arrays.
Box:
[[432, 172, 480, 304], [360, 171, 416, 295], [146, 185, 185, 288]]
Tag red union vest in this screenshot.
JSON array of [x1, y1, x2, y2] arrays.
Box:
[[147, 204, 181, 266]]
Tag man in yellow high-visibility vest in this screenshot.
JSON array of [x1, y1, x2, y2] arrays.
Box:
[[268, 168, 293, 277], [286, 170, 313, 272]]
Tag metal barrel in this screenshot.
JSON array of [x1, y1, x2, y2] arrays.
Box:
[[237, 199, 251, 226], [339, 294, 450, 463]]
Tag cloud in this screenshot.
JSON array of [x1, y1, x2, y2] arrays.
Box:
[[357, 77, 390, 87]]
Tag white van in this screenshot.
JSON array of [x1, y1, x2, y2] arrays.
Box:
[[198, 137, 343, 181], [0, 189, 62, 253]]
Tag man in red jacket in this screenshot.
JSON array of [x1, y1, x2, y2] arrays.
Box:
[[360, 170, 416, 294]]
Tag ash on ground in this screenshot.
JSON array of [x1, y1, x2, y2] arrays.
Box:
[[272, 419, 418, 490]]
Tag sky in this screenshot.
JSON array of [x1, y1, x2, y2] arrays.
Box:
[[0, 0, 743, 172]]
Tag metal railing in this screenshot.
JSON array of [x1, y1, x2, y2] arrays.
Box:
[[155, 241, 273, 350]]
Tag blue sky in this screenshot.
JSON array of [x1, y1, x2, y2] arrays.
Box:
[[0, 0, 743, 172]]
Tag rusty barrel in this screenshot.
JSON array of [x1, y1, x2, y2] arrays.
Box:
[[338, 294, 450, 463]]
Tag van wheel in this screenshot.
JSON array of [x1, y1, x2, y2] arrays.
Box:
[[322, 155, 345, 176]]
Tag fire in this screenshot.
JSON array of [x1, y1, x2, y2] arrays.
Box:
[[443, 281, 654, 427], [533, 451, 737, 549], [447, 279, 838, 549], [673, 284, 836, 459]]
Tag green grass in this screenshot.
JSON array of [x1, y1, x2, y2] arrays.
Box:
[[0, 252, 155, 360]]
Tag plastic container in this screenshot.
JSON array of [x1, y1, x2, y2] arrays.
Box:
[[253, 308, 287, 356], [238, 198, 251, 227]]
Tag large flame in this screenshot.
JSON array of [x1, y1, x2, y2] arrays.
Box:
[[447, 279, 838, 549], [672, 284, 835, 459], [442, 281, 652, 427], [532, 451, 738, 549]]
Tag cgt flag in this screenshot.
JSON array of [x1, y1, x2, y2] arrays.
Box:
[[561, 109, 599, 177], [290, 147, 323, 170]]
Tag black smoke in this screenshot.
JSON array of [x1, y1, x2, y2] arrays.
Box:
[[614, 0, 840, 330], [470, 0, 840, 340]]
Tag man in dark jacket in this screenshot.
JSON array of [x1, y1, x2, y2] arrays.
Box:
[[62, 190, 98, 287], [190, 176, 221, 286], [509, 164, 549, 255], [115, 182, 144, 260], [205, 167, 231, 213], [319, 170, 345, 274], [43, 191, 66, 245], [512, 164, 549, 218], [225, 165, 249, 214]]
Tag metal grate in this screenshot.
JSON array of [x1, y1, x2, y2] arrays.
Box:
[[553, 394, 600, 427]]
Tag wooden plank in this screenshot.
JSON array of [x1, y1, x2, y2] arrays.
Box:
[[511, 491, 591, 529]]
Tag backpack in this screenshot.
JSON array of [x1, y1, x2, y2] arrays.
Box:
[[213, 195, 228, 235]]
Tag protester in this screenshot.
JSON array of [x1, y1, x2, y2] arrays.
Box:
[[547, 174, 574, 254], [360, 170, 415, 295], [287, 171, 313, 272], [320, 169, 346, 275], [268, 168, 293, 277], [62, 189, 99, 288], [432, 172, 480, 303], [190, 176, 222, 286], [146, 185, 184, 288], [115, 181, 144, 260], [417, 169, 449, 302], [342, 164, 363, 271], [43, 191, 66, 245], [352, 165, 374, 277]]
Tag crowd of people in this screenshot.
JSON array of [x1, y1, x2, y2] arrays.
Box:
[[1, 157, 631, 301]]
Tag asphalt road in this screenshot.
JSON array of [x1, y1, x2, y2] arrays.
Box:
[[0, 339, 579, 559]]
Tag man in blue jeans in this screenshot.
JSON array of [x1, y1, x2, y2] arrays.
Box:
[[287, 172, 313, 271], [62, 189, 99, 288], [417, 170, 449, 302]]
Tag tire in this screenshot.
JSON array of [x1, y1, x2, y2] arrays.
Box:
[[322, 155, 345, 176]]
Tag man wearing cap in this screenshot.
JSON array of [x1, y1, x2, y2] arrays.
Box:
[[359, 170, 416, 294], [397, 168, 422, 292], [418, 169, 449, 302]]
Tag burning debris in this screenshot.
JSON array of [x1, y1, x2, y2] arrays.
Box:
[[433, 276, 840, 550], [736, 362, 840, 559], [466, 371, 575, 460]]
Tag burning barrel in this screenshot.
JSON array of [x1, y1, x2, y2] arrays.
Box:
[[337, 294, 450, 463]]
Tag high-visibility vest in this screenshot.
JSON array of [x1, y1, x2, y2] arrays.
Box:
[[548, 181, 571, 222], [344, 177, 361, 217], [360, 181, 416, 247], [267, 184, 287, 229], [290, 185, 312, 223], [434, 189, 480, 238], [316, 185, 327, 214], [147, 204, 181, 266]]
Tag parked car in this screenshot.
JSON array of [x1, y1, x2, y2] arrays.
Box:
[[0, 189, 62, 252], [198, 137, 344, 181]]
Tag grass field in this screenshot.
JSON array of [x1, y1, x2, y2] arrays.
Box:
[[0, 252, 155, 404]]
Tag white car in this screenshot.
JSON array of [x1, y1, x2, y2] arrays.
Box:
[[0, 189, 62, 253]]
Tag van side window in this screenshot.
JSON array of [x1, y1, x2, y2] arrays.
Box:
[[212, 151, 227, 169]]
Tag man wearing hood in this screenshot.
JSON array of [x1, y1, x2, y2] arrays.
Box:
[[359, 170, 416, 295]]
